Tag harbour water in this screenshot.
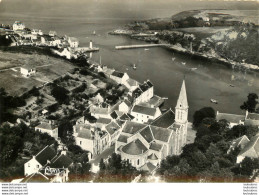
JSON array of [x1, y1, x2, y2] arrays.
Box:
[[0, 0, 258, 120]]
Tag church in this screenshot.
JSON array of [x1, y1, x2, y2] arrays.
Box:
[[115, 80, 189, 172]]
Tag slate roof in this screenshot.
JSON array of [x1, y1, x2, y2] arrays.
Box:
[[117, 134, 129, 143], [111, 71, 124, 78], [139, 82, 150, 92], [132, 87, 143, 98], [150, 142, 163, 151], [122, 121, 146, 135], [97, 117, 112, 125], [110, 111, 118, 119], [131, 105, 157, 116], [120, 113, 134, 121], [230, 135, 250, 151], [122, 99, 131, 107], [35, 122, 57, 131], [122, 139, 148, 155], [247, 113, 259, 121], [21, 172, 49, 183], [105, 121, 120, 135], [73, 123, 91, 134], [239, 135, 259, 158], [35, 146, 56, 166], [77, 130, 94, 140], [126, 78, 139, 87], [151, 109, 175, 128], [146, 80, 153, 88], [148, 153, 158, 160], [140, 162, 156, 173], [140, 126, 154, 143], [150, 126, 172, 143], [50, 154, 73, 168], [216, 112, 245, 123]]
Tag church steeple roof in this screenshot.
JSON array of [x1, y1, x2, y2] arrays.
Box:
[[176, 80, 188, 109]]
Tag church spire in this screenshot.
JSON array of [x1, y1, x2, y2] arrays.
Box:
[[176, 80, 188, 109]]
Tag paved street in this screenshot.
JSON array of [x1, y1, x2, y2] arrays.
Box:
[[90, 145, 115, 166]]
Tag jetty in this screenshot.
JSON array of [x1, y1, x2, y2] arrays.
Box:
[[115, 44, 169, 50]]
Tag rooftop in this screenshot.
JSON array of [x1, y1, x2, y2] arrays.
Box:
[[111, 71, 124, 78], [147, 153, 158, 160], [216, 112, 245, 123], [97, 117, 112, 125], [140, 162, 156, 173], [35, 146, 56, 166], [131, 105, 157, 116], [122, 121, 146, 135], [151, 108, 175, 128], [140, 126, 154, 143], [150, 142, 163, 151], [35, 122, 57, 131], [105, 121, 120, 135], [50, 154, 73, 169], [121, 139, 148, 155], [77, 129, 94, 140], [150, 126, 172, 143], [117, 134, 129, 143], [247, 113, 259, 121], [21, 172, 49, 183], [239, 135, 259, 158]]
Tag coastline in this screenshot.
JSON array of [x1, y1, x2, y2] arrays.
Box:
[[109, 31, 259, 72]]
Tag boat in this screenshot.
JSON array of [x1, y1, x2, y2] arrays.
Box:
[[229, 84, 235, 87], [210, 99, 218, 104], [93, 30, 96, 35], [172, 57, 175, 61], [191, 68, 197, 71], [133, 64, 137, 70], [181, 62, 186, 65], [144, 48, 149, 51], [162, 97, 168, 100]]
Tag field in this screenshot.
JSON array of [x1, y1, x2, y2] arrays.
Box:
[[0, 50, 75, 96]]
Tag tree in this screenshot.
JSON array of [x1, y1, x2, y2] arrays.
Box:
[[51, 85, 69, 104], [238, 157, 259, 177], [193, 107, 216, 128], [99, 158, 106, 172], [240, 93, 258, 113]]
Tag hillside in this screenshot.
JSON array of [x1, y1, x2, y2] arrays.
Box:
[[124, 9, 259, 68]]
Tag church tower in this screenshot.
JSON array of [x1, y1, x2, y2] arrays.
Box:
[[175, 80, 189, 150]]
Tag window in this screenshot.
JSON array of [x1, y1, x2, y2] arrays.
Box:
[[36, 165, 39, 168], [137, 159, 140, 165], [80, 141, 82, 145], [28, 163, 30, 167]]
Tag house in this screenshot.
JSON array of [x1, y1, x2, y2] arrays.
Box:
[[13, 21, 25, 31], [90, 104, 111, 119], [96, 117, 112, 129], [35, 121, 58, 139], [216, 111, 259, 128], [31, 29, 43, 35], [24, 145, 73, 182], [227, 135, 250, 154], [132, 80, 154, 105], [20, 65, 36, 77], [131, 105, 161, 124], [92, 93, 104, 103], [115, 80, 189, 171], [110, 71, 129, 85], [68, 37, 79, 48], [53, 48, 72, 59], [124, 78, 139, 92], [49, 31, 57, 37], [118, 100, 131, 113], [216, 111, 245, 128], [24, 145, 56, 176], [50, 36, 61, 47], [73, 124, 109, 157], [104, 121, 122, 145], [237, 135, 259, 163]]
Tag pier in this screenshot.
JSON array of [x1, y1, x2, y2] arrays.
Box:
[[115, 44, 169, 50]]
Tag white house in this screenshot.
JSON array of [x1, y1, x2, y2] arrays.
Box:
[[216, 111, 245, 128], [53, 48, 72, 59], [131, 105, 161, 124], [118, 100, 131, 113], [35, 121, 58, 139], [24, 146, 56, 176], [49, 31, 57, 37], [68, 37, 79, 48], [13, 21, 25, 31], [110, 71, 129, 85], [132, 80, 154, 105], [31, 29, 43, 35], [237, 135, 259, 163], [20, 65, 36, 77], [24, 146, 73, 182]]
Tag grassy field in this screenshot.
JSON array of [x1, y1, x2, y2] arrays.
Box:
[[0, 49, 75, 96]]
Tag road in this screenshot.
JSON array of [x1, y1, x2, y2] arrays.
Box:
[[90, 145, 115, 166]]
